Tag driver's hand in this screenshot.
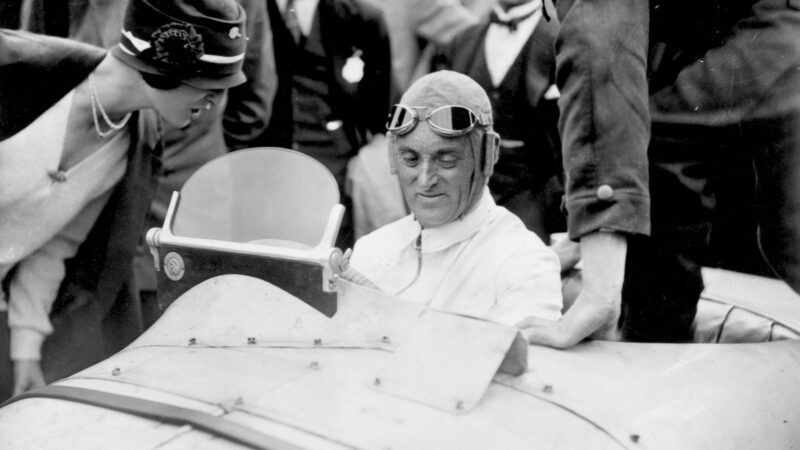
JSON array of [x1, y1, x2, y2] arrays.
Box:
[[332, 249, 380, 290], [13, 359, 46, 395]]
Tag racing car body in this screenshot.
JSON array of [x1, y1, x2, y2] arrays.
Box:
[[1, 149, 798, 449]]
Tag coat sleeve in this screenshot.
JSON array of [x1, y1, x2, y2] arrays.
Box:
[[7, 190, 114, 361], [0, 29, 104, 141], [555, 0, 651, 240]]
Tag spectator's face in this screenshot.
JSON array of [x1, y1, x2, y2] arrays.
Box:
[[395, 122, 476, 228], [148, 84, 223, 128]]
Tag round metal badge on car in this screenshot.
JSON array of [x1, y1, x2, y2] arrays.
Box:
[[164, 252, 185, 281]]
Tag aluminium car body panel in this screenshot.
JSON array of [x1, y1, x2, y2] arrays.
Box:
[[1, 271, 800, 449]]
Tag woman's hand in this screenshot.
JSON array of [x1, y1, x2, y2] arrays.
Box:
[[13, 359, 46, 395]]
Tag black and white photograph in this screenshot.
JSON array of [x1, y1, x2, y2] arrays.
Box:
[[0, 0, 799, 447]]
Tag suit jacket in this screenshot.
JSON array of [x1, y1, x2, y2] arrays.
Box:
[[260, 0, 391, 150], [436, 16, 560, 183], [436, 14, 559, 133], [0, 29, 162, 395]]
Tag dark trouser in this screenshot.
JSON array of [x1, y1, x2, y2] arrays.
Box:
[[622, 123, 766, 343], [749, 114, 800, 292], [557, 0, 800, 341]]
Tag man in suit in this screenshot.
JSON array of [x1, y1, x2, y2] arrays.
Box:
[[521, 0, 800, 348], [435, 0, 563, 240], [258, 0, 391, 248]]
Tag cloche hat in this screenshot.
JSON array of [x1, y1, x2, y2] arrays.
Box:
[[111, 0, 247, 89]]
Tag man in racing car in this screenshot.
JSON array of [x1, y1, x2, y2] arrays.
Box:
[[344, 70, 563, 328]]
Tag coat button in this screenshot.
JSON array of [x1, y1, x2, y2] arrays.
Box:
[[596, 185, 614, 200]]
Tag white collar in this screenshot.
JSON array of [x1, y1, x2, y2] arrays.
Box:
[[397, 186, 496, 254], [276, 0, 320, 36], [492, 0, 543, 21]]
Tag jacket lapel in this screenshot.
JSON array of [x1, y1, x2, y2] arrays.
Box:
[[524, 17, 557, 106]]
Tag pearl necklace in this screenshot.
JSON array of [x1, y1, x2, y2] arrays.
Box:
[[89, 74, 132, 138]]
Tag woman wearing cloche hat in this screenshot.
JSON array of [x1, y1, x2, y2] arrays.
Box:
[[0, 0, 248, 399]]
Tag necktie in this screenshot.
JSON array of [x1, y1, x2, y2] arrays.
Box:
[[283, 0, 302, 44], [489, 8, 539, 33]]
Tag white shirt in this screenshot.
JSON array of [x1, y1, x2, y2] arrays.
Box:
[[350, 188, 562, 327], [484, 1, 543, 87], [0, 88, 129, 360], [276, 0, 321, 37]]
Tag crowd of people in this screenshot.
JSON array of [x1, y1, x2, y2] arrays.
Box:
[[1, 0, 798, 402]]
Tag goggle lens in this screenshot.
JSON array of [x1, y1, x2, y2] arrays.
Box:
[[427, 106, 477, 136], [386, 104, 481, 137], [386, 105, 416, 133]]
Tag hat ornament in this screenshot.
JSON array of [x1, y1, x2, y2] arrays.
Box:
[[150, 22, 205, 74]]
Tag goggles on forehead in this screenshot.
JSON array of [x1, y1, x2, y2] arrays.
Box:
[[386, 104, 492, 137]]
